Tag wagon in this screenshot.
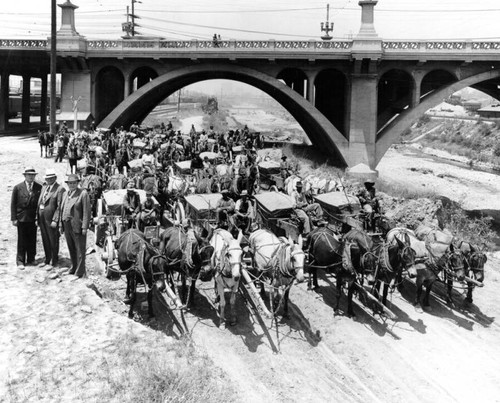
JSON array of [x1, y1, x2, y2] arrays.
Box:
[[94, 188, 160, 276], [184, 193, 222, 237], [257, 160, 281, 190], [254, 191, 300, 240], [313, 191, 363, 231], [174, 160, 192, 176]]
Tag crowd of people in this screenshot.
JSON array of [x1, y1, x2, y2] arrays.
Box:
[[17, 118, 383, 277]]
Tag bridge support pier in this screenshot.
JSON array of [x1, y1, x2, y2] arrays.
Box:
[[60, 71, 92, 126], [345, 71, 378, 170], [0, 73, 9, 131]]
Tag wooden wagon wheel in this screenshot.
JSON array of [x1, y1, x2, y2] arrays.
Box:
[[174, 201, 186, 222]]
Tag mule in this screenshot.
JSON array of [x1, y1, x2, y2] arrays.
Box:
[[341, 228, 378, 317], [115, 229, 168, 319], [248, 229, 305, 319], [159, 226, 214, 306], [455, 240, 487, 304], [372, 229, 416, 308], [306, 226, 357, 316], [210, 229, 244, 327]]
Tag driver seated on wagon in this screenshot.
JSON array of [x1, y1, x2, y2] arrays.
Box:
[[230, 189, 253, 233], [356, 179, 381, 232], [137, 191, 158, 232], [291, 181, 325, 236], [216, 190, 235, 229], [122, 180, 141, 229]]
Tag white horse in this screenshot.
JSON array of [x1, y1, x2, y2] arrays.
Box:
[[210, 229, 244, 327], [249, 229, 305, 318]]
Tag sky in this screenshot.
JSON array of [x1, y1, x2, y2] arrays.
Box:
[[2, 0, 500, 41]]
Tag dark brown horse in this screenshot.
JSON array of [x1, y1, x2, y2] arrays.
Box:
[[341, 228, 378, 317], [159, 226, 214, 306], [116, 229, 168, 318], [371, 232, 416, 308], [456, 240, 487, 304], [306, 226, 357, 316]]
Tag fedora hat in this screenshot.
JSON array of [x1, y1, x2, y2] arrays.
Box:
[[364, 179, 375, 185], [23, 166, 38, 175], [44, 169, 57, 179], [65, 174, 80, 183]]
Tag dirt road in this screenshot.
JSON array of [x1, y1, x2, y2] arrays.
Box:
[[1, 135, 500, 402]]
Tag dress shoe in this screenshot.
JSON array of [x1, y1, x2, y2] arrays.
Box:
[[17, 264, 25, 270], [45, 265, 53, 271]]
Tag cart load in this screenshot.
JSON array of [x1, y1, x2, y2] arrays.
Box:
[[254, 192, 294, 223], [101, 189, 159, 216], [415, 225, 454, 259], [174, 160, 192, 175], [184, 193, 222, 222], [258, 160, 281, 176], [132, 139, 146, 149], [313, 191, 362, 229], [128, 159, 143, 170]]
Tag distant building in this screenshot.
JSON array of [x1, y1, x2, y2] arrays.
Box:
[[463, 100, 482, 112], [449, 94, 461, 104], [477, 104, 500, 119]]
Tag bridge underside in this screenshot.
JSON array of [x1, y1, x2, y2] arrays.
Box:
[[100, 63, 350, 167]]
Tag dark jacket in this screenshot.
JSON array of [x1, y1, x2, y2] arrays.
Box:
[[59, 188, 91, 234], [11, 181, 42, 222], [37, 182, 65, 225]]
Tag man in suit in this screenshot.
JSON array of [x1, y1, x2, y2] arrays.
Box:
[[59, 174, 90, 278], [11, 166, 42, 269], [37, 169, 65, 269]]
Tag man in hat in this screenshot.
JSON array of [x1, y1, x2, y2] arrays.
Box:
[[216, 190, 235, 228], [11, 167, 42, 269], [291, 181, 324, 236], [54, 135, 65, 163], [123, 180, 141, 229], [357, 179, 380, 232], [190, 151, 204, 181], [137, 191, 157, 232], [59, 174, 90, 277], [37, 169, 65, 268], [280, 155, 290, 180], [232, 189, 253, 232]]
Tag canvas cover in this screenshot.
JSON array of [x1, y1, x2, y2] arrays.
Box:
[[128, 159, 143, 169], [102, 189, 158, 216], [258, 160, 281, 175], [184, 193, 222, 221], [200, 151, 219, 161], [254, 192, 294, 220], [314, 192, 361, 215], [174, 160, 192, 174]]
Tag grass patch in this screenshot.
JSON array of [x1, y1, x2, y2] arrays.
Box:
[[376, 178, 438, 200]]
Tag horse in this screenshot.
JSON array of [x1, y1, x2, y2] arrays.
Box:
[[210, 229, 244, 327], [306, 226, 357, 316], [455, 240, 487, 304], [38, 131, 50, 158], [115, 229, 168, 319], [248, 229, 305, 319], [372, 228, 417, 308], [159, 226, 214, 306], [341, 228, 378, 317], [414, 226, 466, 308]]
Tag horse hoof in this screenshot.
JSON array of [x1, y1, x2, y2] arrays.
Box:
[[347, 311, 356, 318]]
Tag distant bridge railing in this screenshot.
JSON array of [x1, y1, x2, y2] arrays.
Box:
[[2, 38, 500, 59]]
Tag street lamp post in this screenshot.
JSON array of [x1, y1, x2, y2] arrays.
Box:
[[320, 4, 334, 40]]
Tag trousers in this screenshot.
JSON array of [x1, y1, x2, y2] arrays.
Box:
[[63, 221, 87, 277]]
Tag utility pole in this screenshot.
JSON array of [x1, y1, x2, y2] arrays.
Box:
[[50, 0, 57, 135], [122, 0, 141, 37]]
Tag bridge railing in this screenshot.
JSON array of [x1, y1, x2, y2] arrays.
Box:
[[85, 39, 354, 52], [383, 40, 500, 53], [0, 39, 48, 50]]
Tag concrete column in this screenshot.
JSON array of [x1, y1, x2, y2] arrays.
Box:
[[124, 74, 131, 97], [22, 75, 31, 127], [59, 71, 92, 124], [346, 69, 378, 169], [40, 75, 48, 126], [0, 72, 9, 131], [306, 76, 315, 105], [411, 72, 423, 108]]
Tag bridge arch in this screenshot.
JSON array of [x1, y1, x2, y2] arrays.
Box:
[[314, 68, 347, 136], [421, 69, 457, 99], [277, 67, 308, 98], [377, 69, 414, 130], [129, 66, 159, 92], [100, 63, 349, 166], [375, 69, 500, 166], [95, 66, 124, 123]]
